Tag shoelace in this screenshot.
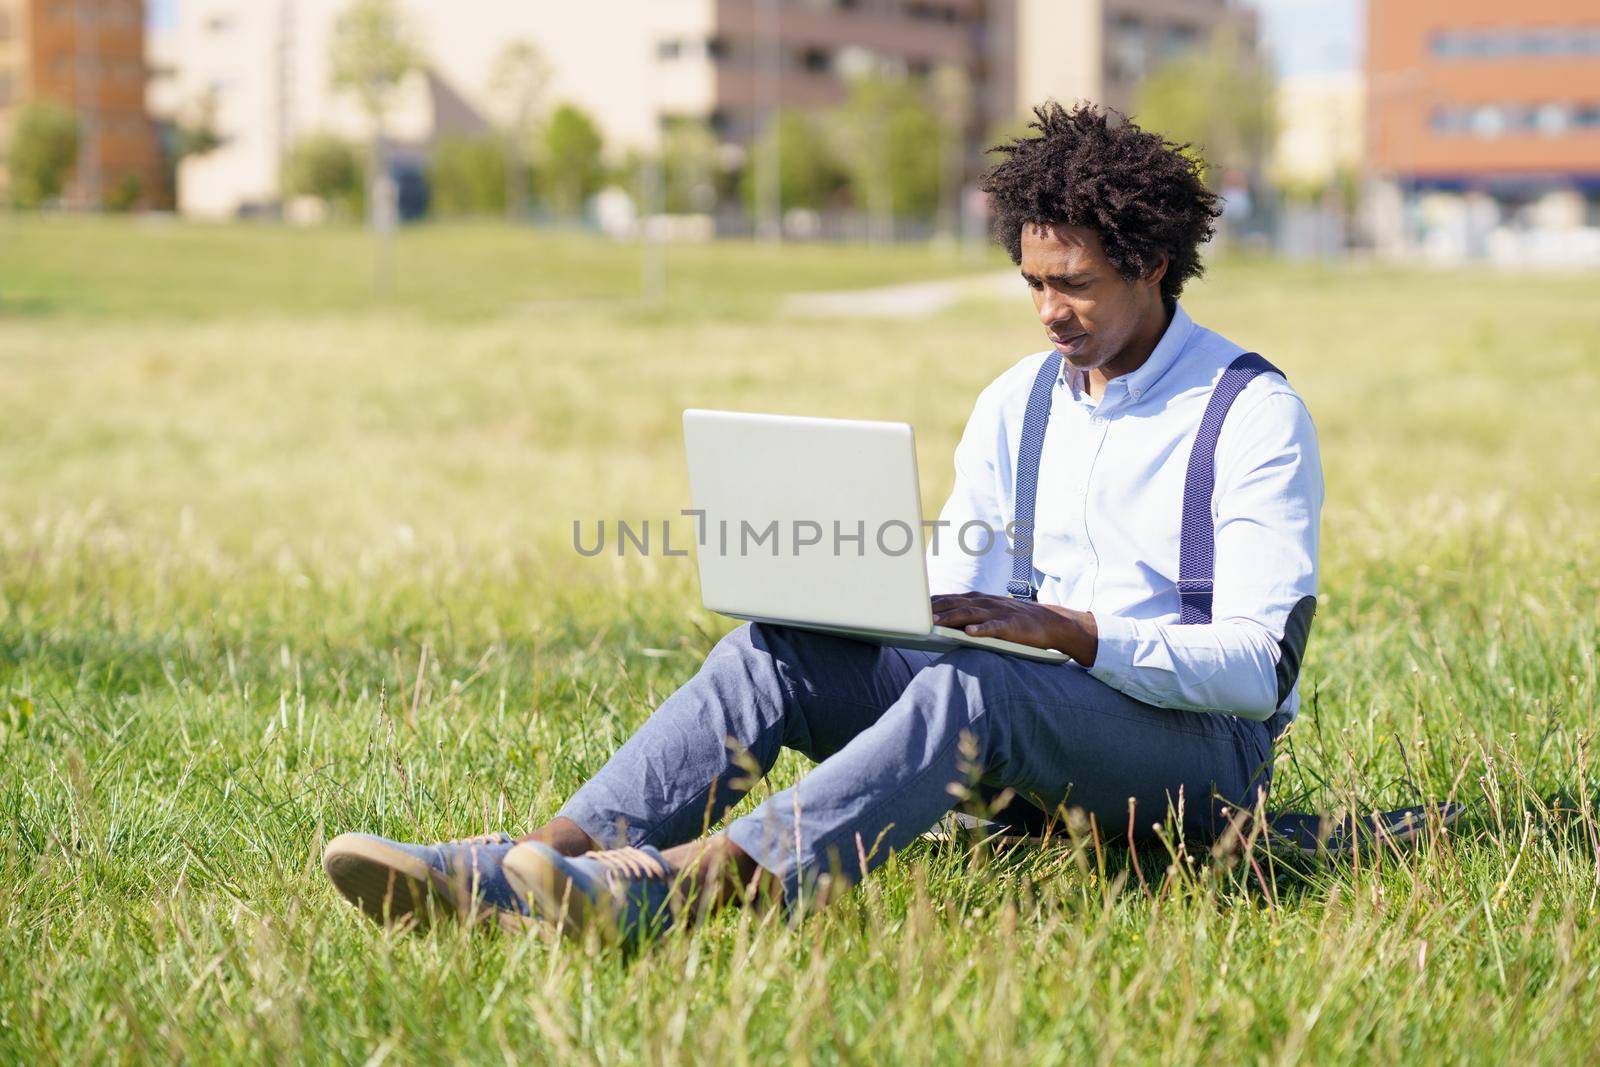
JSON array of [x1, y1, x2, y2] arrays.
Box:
[[591, 847, 671, 882]]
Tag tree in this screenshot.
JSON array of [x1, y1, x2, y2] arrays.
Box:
[[834, 75, 944, 239], [7, 101, 79, 208], [884, 93, 943, 223], [1133, 28, 1275, 186], [661, 119, 720, 215], [329, 0, 422, 289], [931, 64, 972, 239], [488, 40, 552, 222], [427, 135, 509, 217], [282, 133, 367, 218], [538, 104, 604, 219], [739, 110, 844, 215]]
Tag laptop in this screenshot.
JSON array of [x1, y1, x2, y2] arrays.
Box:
[[682, 409, 1069, 664]]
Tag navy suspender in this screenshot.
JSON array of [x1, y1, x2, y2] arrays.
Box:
[[1008, 351, 1286, 620], [1006, 352, 1064, 599], [1176, 353, 1286, 623]]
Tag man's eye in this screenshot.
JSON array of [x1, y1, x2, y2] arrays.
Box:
[[1026, 279, 1043, 290]]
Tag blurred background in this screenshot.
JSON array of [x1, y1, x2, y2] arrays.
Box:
[[4, 8, 1600, 1058], [0, 0, 1595, 265]]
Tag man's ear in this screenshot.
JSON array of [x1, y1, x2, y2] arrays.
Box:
[[1143, 254, 1169, 291]]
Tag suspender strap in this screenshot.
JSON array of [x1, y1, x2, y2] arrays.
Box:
[[1007, 353, 1064, 599], [1177, 352, 1286, 624]]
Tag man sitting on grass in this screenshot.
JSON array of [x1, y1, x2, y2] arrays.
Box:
[[321, 102, 1322, 939]]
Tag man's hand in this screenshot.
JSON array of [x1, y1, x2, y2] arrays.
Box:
[[931, 592, 1099, 666]]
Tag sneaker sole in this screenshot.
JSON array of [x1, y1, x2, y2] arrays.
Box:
[[323, 833, 463, 930]]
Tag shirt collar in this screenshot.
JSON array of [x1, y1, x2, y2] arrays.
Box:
[[1059, 301, 1195, 403]]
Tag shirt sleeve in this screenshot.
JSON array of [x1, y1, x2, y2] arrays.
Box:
[[1088, 388, 1323, 720], [926, 382, 1014, 597]]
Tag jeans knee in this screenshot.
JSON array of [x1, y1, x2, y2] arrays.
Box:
[[895, 659, 979, 726]]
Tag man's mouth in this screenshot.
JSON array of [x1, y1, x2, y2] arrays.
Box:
[[1050, 333, 1087, 353]]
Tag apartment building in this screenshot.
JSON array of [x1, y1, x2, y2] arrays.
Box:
[[153, 0, 1255, 219], [0, 0, 161, 206], [1366, 0, 1600, 263]]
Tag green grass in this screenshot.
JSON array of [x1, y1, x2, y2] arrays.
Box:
[[2, 216, 1599, 1064]]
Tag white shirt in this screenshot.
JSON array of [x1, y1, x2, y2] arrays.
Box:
[[926, 302, 1323, 721]]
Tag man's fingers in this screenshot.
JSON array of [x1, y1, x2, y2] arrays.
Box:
[[933, 605, 995, 626]]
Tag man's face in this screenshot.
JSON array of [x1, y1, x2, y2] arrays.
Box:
[[1019, 222, 1162, 374]]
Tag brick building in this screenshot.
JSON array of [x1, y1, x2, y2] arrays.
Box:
[[1365, 0, 1600, 263], [0, 0, 162, 207]]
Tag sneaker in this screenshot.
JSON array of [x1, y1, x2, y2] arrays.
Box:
[[322, 831, 532, 931], [503, 842, 678, 942], [920, 811, 1050, 849]]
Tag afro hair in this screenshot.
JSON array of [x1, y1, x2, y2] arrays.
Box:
[[980, 102, 1221, 306]]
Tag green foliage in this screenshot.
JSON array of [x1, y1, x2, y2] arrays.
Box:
[[538, 103, 605, 218], [0, 693, 31, 748], [835, 76, 946, 228], [661, 120, 720, 215], [427, 135, 510, 217], [489, 40, 553, 219], [1133, 28, 1276, 183], [489, 39, 552, 133], [740, 110, 846, 214], [6, 100, 79, 208], [104, 173, 143, 213], [328, 0, 423, 122], [281, 133, 367, 218]]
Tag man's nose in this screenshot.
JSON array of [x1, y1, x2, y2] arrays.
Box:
[[1038, 294, 1072, 328]]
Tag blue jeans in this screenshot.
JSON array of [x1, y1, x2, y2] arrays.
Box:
[[560, 623, 1284, 902]]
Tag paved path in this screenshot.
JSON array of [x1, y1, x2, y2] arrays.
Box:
[[783, 270, 1019, 318]]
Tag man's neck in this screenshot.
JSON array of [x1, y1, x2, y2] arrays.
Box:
[[1086, 301, 1174, 400]]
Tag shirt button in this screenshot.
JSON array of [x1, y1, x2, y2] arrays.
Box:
[[1131, 388, 1143, 399], [1092, 415, 1106, 426]]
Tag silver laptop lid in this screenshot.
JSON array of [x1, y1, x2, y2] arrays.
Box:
[[683, 409, 934, 635]]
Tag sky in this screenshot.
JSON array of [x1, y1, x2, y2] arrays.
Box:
[[1245, 0, 1363, 77], [144, 0, 1363, 78], [147, 0, 178, 31]]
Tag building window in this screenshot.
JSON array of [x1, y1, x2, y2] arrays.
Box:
[[1159, 22, 1199, 62], [800, 46, 832, 74], [1431, 102, 1599, 137], [905, 2, 958, 21], [1534, 103, 1570, 134], [1431, 26, 1600, 60], [1108, 15, 1147, 82]]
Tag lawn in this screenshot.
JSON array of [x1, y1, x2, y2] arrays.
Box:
[[2, 215, 1598, 1064]]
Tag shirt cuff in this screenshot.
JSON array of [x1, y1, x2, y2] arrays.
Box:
[[1086, 611, 1140, 690]]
